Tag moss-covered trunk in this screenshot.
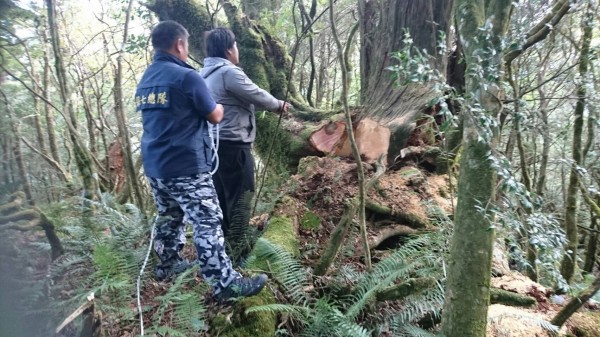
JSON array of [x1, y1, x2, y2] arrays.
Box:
[[560, 3, 592, 283], [441, 1, 512, 336]]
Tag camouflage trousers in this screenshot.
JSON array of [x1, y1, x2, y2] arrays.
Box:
[[148, 173, 240, 294]]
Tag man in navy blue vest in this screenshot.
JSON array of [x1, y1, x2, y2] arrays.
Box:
[[136, 20, 267, 300]]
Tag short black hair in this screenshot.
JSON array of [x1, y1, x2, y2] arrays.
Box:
[[205, 28, 236, 59], [151, 20, 189, 51]]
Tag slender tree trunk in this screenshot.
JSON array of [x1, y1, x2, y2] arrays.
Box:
[[441, 1, 512, 336], [298, 0, 317, 107], [316, 44, 327, 107], [2, 92, 35, 205], [560, 5, 592, 284], [46, 0, 99, 201], [1, 136, 10, 185], [329, 0, 370, 271], [582, 206, 598, 273], [535, 84, 551, 197], [507, 62, 538, 281], [113, 0, 145, 211], [42, 31, 61, 165]]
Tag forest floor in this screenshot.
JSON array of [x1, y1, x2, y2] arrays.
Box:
[[276, 156, 600, 337], [112, 155, 600, 336], [4, 156, 599, 337]]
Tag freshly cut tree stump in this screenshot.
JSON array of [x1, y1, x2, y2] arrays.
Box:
[[309, 118, 390, 164]]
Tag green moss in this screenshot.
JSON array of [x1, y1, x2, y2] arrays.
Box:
[[261, 215, 299, 256], [210, 291, 277, 337], [399, 167, 426, 186], [300, 211, 320, 231], [210, 198, 301, 337], [255, 114, 296, 172], [147, 0, 213, 59]]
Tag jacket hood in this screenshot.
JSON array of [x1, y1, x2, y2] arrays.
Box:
[[201, 57, 233, 77]]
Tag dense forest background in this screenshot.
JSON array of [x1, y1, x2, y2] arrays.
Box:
[[0, 0, 599, 336]]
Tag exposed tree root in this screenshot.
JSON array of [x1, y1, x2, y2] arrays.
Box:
[[365, 199, 431, 229], [369, 224, 421, 249], [0, 192, 64, 260]]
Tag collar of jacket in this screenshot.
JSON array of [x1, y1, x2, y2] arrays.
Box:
[[153, 51, 195, 70]]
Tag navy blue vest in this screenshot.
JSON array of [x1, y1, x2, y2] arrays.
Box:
[[136, 52, 216, 178]]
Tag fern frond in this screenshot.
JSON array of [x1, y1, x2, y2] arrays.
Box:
[[488, 313, 558, 333], [396, 324, 437, 337], [393, 286, 444, 325], [226, 191, 256, 262], [346, 264, 414, 319], [171, 291, 206, 333], [253, 238, 309, 304]]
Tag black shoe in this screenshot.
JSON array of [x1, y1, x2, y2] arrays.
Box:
[[155, 259, 196, 282], [217, 274, 268, 301]]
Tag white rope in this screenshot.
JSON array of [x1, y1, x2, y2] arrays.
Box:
[[208, 122, 220, 176], [137, 219, 157, 336]]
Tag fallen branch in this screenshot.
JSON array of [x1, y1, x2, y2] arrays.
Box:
[[550, 273, 600, 328], [0, 191, 25, 215], [489, 288, 536, 307], [55, 293, 103, 337], [375, 277, 436, 302]]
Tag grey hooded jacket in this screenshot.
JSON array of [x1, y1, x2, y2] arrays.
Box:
[[200, 57, 281, 143]]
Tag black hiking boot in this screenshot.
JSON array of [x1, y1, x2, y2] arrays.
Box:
[[155, 259, 196, 282], [217, 274, 268, 301]]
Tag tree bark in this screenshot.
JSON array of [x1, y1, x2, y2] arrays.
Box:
[[582, 207, 598, 274], [358, 0, 454, 161], [441, 1, 512, 336], [113, 0, 145, 212], [2, 91, 34, 205], [560, 4, 592, 284], [42, 25, 61, 165]]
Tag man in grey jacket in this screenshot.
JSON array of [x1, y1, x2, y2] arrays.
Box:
[[200, 28, 291, 264]]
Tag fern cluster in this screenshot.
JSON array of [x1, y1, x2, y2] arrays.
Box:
[[43, 194, 208, 336]]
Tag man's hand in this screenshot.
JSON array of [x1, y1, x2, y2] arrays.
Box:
[[278, 100, 292, 113], [207, 103, 224, 124]]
